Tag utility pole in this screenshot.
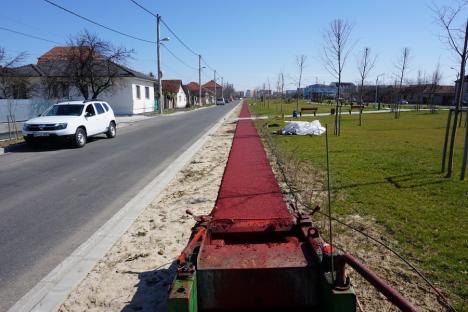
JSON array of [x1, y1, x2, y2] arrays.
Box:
[[221, 77, 224, 99], [157, 14, 163, 114], [198, 54, 202, 106], [214, 70, 217, 102]]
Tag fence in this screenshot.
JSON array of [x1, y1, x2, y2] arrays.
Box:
[[0, 99, 54, 135]]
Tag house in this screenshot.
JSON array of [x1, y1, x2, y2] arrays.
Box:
[[6, 47, 157, 115], [162, 80, 188, 109], [201, 80, 222, 98], [185, 82, 214, 106]]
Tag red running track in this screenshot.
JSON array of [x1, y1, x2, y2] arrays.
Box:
[[210, 102, 293, 232]]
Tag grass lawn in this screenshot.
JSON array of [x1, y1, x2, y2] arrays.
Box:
[[249, 99, 424, 117], [249, 100, 468, 309]]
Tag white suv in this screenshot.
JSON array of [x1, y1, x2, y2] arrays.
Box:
[[23, 100, 116, 148]]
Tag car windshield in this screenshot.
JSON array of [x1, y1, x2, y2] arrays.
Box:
[[43, 104, 84, 116]]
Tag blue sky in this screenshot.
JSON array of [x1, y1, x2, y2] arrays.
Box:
[[0, 0, 466, 91]]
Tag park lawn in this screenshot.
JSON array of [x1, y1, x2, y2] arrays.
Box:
[[249, 98, 423, 117], [250, 101, 468, 309]]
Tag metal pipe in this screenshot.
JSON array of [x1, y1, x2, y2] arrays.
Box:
[[177, 227, 205, 265], [341, 254, 418, 312]]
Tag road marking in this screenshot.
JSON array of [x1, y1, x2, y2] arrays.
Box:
[[8, 102, 240, 312]]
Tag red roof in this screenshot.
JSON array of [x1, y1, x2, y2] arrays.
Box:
[[201, 80, 222, 90], [37, 46, 101, 64], [162, 80, 183, 93], [186, 82, 200, 92]]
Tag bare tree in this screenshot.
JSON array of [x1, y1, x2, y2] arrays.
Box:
[[65, 30, 133, 100], [0, 47, 28, 139], [322, 19, 354, 135], [356, 47, 376, 125], [415, 69, 427, 111], [433, 1, 468, 179], [267, 77, 271, 109], [277, 71, 285, 114], [295, 55, 307, 112], [394, 47, 410, 119], [428, 62, 442, 113]]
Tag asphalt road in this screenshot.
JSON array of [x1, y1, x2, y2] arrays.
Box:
[[0, 102, 237, 311]]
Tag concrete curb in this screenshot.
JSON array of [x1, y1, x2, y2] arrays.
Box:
[[7, 102, 241, 312]]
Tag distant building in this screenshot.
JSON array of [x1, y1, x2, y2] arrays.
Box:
[[285, 90, 297, 98], [329, 82, 356, 99], [201, 80, 222, 98], [304, 84, 337, 101], [456, 76, 468, 104], [245, 90, 252, 97]]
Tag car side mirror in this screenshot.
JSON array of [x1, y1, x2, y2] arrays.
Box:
[[85, 112, 92, 118]]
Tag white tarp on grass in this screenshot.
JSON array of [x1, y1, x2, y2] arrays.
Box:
[[282, 120, 326, 135]]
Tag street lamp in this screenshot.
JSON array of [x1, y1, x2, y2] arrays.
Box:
[[375, 73, 384, 110]]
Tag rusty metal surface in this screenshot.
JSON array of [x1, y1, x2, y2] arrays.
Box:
[[341, 254, 419, 312]]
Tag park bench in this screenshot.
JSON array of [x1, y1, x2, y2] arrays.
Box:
[[349, 105, 365, 114], [299, 107, 318, 116]]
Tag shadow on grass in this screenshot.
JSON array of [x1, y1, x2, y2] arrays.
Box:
[[121, 261, 176, 312], [336, 171, 445, 191]]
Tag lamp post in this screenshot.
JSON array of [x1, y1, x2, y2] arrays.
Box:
[[156, 14, 170, 114], [375, 73, 384, 110]]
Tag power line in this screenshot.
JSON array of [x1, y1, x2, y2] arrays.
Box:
[[162, 44, 197, 71], [43, 0, 156, 44], [129, 0, 157, 18], [0, 26, 62, 45], [160, 18, 199, 57], [128, 0, 199, 57], [201, 56, 214, 72], [126, 0, 219, 77]]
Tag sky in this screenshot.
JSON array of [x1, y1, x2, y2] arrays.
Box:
[[0, 0, 466, 92]]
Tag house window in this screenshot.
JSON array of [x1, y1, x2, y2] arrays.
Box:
[[145, 86, 150, 99], [136, 85, 141, 99]]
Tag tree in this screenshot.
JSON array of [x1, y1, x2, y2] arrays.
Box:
[[428, 62, 442, 113], [433, 1, 468, 179], [356, 47, 376, 125], [394, 47, 410, 119], [415, 69, 427, 111], [322, 19, 354, 136], [65, 30, 133, 100], [295, 55, 307, 112], [0, 47, 28, 139]]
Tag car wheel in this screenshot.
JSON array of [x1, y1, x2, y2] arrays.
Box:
[[106, 121, 116, 138], [74, 128, 87, 148]]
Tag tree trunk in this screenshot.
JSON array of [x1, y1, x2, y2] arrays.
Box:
[[441, 109, 452, 173], [447, 20, 468, 178]]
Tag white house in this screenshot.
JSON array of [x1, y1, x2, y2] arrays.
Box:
[[162, 80, 188, 109], [5, 47, 157, 115]]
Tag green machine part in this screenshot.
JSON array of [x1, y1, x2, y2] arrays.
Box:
[[168, 271, 198, 312], [320, 272, 357, 312]]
